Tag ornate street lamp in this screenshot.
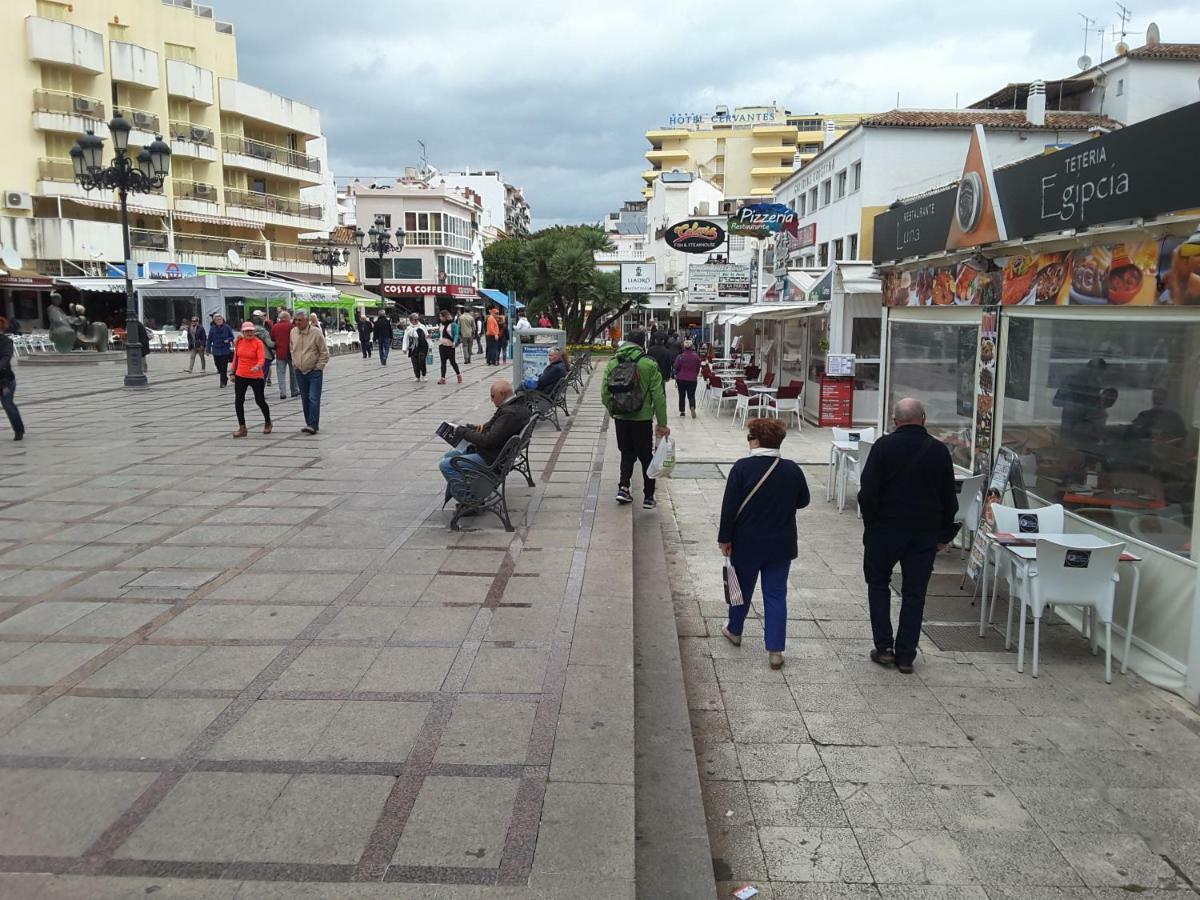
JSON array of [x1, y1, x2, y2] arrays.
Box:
[[354, 215, 406, 306], [71, 112, 171, 387], [310, 240, 350, 328]]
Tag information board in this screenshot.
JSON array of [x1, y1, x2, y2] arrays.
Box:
[[817, 376, 854, 427], [826, 354, 856, 377], [965, 446, 1020, 586]]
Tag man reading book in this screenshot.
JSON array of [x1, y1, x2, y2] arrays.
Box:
[[439, 379, 531, 503]]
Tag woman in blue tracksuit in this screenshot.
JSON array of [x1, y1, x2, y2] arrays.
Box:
[[717, 416, 810, 670], [206, 314, 236, 387]]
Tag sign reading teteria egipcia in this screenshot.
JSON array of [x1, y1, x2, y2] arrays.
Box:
[[727, 203, 800, 239], [664, 219, 726, 254]]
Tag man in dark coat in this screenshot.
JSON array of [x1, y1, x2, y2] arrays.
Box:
[[439, 379, 531, 501], [858, 397, 958, 674], [647, 330, 674, 382], [373, 313, 394, 366], [356, 314, 374, 358]]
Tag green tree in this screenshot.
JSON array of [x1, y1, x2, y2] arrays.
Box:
[[483, 225, 644, 343]]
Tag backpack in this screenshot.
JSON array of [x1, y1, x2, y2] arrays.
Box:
[[604, 351, 645, 415], [411, 326, 428, 357]]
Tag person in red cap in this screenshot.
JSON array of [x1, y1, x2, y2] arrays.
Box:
[[231, 320, 272, 437]]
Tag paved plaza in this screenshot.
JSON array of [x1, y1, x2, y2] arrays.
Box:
[[0, 353, 635, 898], [663, 411, 1200, 899]]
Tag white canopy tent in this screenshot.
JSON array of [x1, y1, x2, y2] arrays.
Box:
[[137, 274, 333, 323]]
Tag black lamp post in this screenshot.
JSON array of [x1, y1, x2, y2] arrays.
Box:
[[70, 112, 171, 388], [354, 215, 405, 308], [310, 241, 350, 328]]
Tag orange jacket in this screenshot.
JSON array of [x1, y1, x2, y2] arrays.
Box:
[[486, 314, 500, 338], [232, 335, 265, 379]]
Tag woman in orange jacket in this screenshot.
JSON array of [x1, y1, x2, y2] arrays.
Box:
[[232, 321, 272, 437]]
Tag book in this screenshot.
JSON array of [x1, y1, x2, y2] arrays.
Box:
[[436, 421, 471, 451]]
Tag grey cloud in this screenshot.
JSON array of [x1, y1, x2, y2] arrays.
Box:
[[222, 0, 1198, 227]]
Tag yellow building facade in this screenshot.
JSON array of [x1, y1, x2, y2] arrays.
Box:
[[643, 107, 870, 200], [0, 0, 333, 288]]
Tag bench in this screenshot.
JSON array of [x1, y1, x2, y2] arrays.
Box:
[[522, 377, 571, 431], [512, 418, 537, 489], [446, 433, 526, 532]]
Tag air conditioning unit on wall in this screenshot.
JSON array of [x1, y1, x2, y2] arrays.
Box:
[[131, 110, 156, 130], [4, 191, 32, 211], [73, 96, 101, 117]]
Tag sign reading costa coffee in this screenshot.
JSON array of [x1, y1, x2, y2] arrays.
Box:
[[995, 100, 1200, 239], [872, 186, 958, 265], [664, 219, 725, 254], [374, 283, 479, 299]]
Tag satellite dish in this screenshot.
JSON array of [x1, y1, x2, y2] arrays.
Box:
[[1115, 41, 1129, 55], [227, 248, 242, 268], [1077, 54, 1093, 70], [1146, 22, 1160, 47], [0, 245, 22, 271]]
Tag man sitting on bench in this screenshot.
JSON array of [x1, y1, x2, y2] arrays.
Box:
[[440, 379, 532, 503]]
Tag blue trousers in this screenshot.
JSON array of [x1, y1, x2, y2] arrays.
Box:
[[378, 338, 390, 364], [295, 368, 323, 430], [274, 357, 297, 398], [439, 448, 485, 502], [1, 375, 24, 437], [725, 557, 791, 652]]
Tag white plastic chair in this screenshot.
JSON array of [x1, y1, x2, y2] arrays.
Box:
[[733, 387, 772, 428], [1012, 538, 1124, 682], [992, 503, 1065, 638], [771, 385, 804, 430], [838, 438, 874, 515], [953, 473, 987, 557]]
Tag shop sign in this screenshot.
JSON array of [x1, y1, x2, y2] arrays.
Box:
[[666, 109, 782, 127], [687, 263, 750, 303], [665, 219, 725, 254], [795, 222, 817, 249], [808, 269, 834, 302], [727, 203, 800, 239], [377, 282, 478, 298], [105, 262, 198, 279], [995, 101, 1200, 238], [871, 186, 957, 264], [620, 262, 655, 293]]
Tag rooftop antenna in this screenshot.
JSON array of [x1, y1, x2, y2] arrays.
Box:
[[417, 139, 429, 178], [1077, 12, 1099, 69], [1111, 3, 1142, 55]]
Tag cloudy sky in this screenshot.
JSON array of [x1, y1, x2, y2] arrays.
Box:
[[228, 0, 1200, 229]]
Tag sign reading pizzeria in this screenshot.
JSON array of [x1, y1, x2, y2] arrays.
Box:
[[726, 203, 799, 239], [664, 219, 726, 254]]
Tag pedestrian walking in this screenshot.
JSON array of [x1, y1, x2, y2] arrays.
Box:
[[858, 398, 958, 674], [673, 339, 701, 418], [357, 314, 374, 358], [401, 313, 429, 381], [184, 316, 207, 373], [600, 329, 669, 509], [473, 311, 484, 356], [309, 312, 324, 333], [132, 318, 151, 373], [270, 310, 299, 400], [291, 311, 329, 434], [648, 331, 674, 383], [718, 418, 810, 669], [514, 312, 532, 331], [498, 314, 509, 363], [0, 316, 25, 441], [207, 313, 235, 387], [374, 313, 393, 365], [456, 306, 475, 363], [537, 313, 552, 328], [485, 307, 500, 365], [436, 309, 462, 384], [250, 310, 275, 388], [231, 321, 272, 437]]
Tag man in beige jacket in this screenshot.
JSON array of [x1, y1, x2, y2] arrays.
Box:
[[456, 306, 476, 364], [290, 312, 330, 434]]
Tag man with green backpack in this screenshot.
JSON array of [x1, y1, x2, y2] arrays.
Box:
[[601, 329, 670, 509]]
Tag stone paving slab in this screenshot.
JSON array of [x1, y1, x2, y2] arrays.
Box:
[[661, 409, 1200, 899], [0, 354, 633, 895]]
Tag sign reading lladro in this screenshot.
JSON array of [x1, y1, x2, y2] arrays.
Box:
[[664, 219, 725, 254], [996, 100, 1200, 238]]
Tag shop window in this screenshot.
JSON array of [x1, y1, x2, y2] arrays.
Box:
[[394, 258, 422, 279], [835, 170, 847, 199], [797, 195, 806, 216], [818, 243, 829, 267], [833, 238, 844, 260], [887, 320, 979, 469], [807, 314, 829, 384], [851, 316, 882, 394], [808, 187, 818, 211], [848, 234, 859, 259], [851, 161, 862, 192], [1000, 315, 1197, 557], [821, 180, 832, 206]]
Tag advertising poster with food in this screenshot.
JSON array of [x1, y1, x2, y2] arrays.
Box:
[[999, 239, 1179, 306], [881, 260, 1000, 307], [1159, 228, 1200, 305], [973, 310, 999, 475]]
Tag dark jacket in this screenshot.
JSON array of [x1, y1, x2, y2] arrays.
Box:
[[373, 316, 394, 343], [536, 359, 567, 393], [133, 320, 150, 355], [207, 322, 235, 357], [0, 333, 14, 377], [186, 323, 206, 350], [857, 424, 958, 542], [718, 454, 811, 565], [357, 318, 373, 344], [457, 396, 532, 465], [648, 342, 674, 381]]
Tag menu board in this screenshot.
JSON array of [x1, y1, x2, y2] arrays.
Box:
[[826, 354, 855, 376], [972, 310, 999, 475], [966, 447, 1020, 587], [818, 376, 854, 427]]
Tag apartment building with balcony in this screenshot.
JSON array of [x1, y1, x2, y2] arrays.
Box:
[[786, 112, 872, 167], [348, 181, 483, 316], [0, 0, 337, 325], [431, 169, 533, 243], [594, 200, 647, 275]]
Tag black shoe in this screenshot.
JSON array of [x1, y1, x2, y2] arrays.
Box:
[[301, 426, 315, 434], [643, 496, 657, 510], [615, 487, 633, 505], [13, 432, 23, 442], [896, 660, 915, 675], [870, 649, 896, 668]]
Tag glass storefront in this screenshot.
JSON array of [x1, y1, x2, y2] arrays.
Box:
[[1000, 314, 1198, 557], [886, 319, 978, 469]]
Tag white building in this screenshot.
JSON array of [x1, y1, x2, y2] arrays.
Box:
[[594, 200, 646, 275], [969, 41, 1200, 126], [432, 170, 527, 245]]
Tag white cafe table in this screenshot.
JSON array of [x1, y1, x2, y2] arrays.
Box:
[[749, 385, 777, 395], [988, 532, 1142, 675], [827, 439, 860, 501]]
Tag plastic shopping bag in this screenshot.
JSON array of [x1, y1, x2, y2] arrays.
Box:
[[646, 436, 676, 479], [722, 558, 744, 607]]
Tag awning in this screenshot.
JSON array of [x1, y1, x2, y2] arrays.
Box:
[[480, 288, 525, 310], [171, 209, 265, 230], [838, 262, 881, 295], [706, 301, 826, 327], [57, 277, 154, 293], [0, 268, 56, 289], [62, 196, 167, 219]]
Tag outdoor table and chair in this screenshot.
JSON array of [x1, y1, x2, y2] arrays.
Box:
[[826, 428, 875, 502]]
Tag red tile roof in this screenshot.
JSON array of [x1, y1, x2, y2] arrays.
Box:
[[1125, 42, 1200, 61], [860, 109, 1121, 131]]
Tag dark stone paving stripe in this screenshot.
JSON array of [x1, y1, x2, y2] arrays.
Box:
[[82, 770, 185, 867], [497, 775, 547, 886], [383, 865, 496, 885]]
